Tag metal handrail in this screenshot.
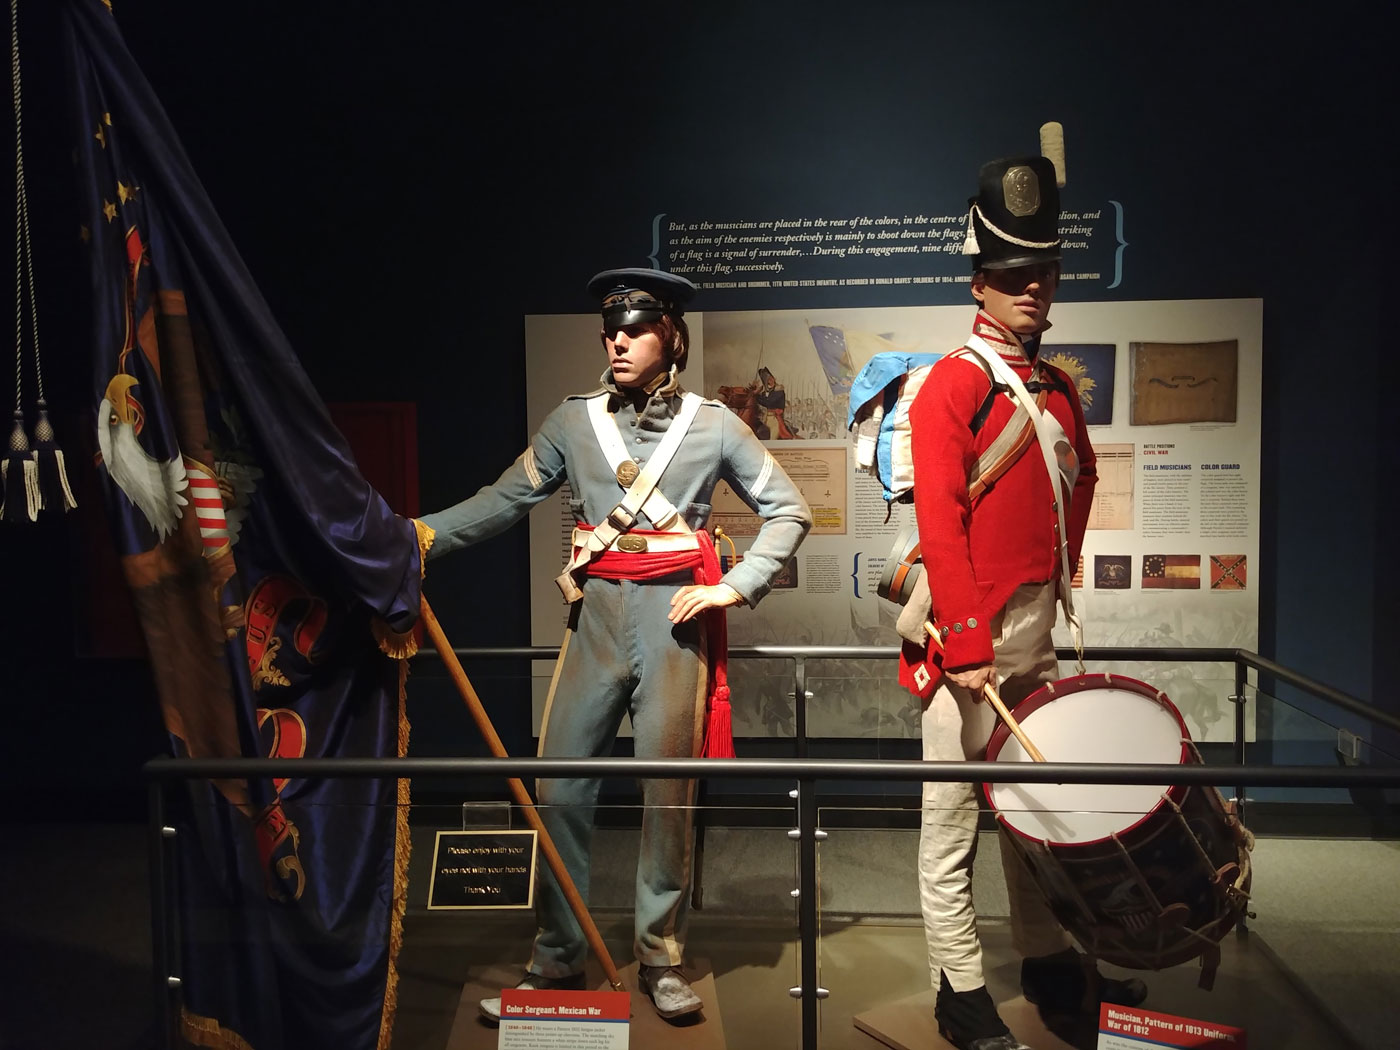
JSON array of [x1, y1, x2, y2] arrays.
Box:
[[418, 643, 1400, 735], [143, 755, 1400, 787], [1235, 649, 1400, 733]]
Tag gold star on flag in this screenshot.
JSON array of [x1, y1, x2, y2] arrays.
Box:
[[102, 199, 118, 222], [95, 124, 107, 148], [117, 181, 140, 204]]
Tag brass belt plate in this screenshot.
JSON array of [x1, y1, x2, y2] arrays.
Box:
[[616, 535, 648, 553]]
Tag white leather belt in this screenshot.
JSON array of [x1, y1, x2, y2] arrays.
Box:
[[571, 528, 700, 554]]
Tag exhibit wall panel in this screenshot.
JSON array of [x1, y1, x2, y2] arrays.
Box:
[[525, 300, 1261, 742]]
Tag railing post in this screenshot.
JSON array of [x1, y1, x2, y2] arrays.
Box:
[[793, 655, 809, 759], [788, 774, 827, 1050], [1233, 657, 1248, 828], [147, 778, 177, 1050], [1230, 657, 1250, 932]]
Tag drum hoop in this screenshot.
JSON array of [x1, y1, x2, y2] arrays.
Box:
[[982, 672, 1194, 848]]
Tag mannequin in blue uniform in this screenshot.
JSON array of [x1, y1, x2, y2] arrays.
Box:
[[420, 268, 811, 1021]]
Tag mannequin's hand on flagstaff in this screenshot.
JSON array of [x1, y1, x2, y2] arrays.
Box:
[[669, 584, 743, 623], [947, 663, 995, 695]]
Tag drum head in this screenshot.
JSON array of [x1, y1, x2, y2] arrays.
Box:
[[985, 675, 1189, 846]]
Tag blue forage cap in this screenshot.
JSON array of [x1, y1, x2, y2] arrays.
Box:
[[587, 268, 697, 328]]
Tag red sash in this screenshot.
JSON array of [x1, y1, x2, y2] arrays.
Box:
[[573, 526, 735, 758]]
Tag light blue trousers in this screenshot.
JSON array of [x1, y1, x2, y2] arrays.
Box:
[[529, 572, 706, 977]]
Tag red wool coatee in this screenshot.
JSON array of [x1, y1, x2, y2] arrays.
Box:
[[900, 311, 1097, 695]]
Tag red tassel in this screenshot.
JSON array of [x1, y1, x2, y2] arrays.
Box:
[[695, 529, 739, 758], [701, 684, 736, 759]]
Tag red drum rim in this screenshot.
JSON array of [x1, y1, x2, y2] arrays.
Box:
[[981, 672, 1193, 847]]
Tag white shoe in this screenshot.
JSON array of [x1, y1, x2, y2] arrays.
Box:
[[479, 971, 586, 1024], [638, 964, 703, 1019]]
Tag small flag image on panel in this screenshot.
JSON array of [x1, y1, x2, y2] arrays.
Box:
[[1142, 554, 1201, 589]]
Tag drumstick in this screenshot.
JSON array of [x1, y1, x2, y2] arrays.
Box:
[[923, 621, 1047, 763]]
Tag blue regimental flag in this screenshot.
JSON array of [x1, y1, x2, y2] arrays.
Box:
[[811, 324, 912, 399], [62, 3, 426, 1048], [807, 324, 857, 397], [1041, 343, 1117, 427]]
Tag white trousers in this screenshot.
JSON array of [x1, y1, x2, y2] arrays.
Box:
[[918, 580, 1072, 991]]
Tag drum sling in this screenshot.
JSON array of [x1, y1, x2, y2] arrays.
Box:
[[964, 333, 1085, 669]]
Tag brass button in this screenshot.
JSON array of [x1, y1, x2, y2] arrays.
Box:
[[952, 622, 963, 633], [967, 617, 978, 629]]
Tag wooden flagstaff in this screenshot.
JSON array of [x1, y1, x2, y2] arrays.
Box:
[[923, 621, 1047, 763], [419, 597, 626, 991]]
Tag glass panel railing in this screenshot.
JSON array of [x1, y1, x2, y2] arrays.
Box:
[[805, 660, 918, 748], [1229, 679, 1400, 1050], [151, 749, 1397, 1050], [815, 805, 924, 1049], [815, 801, 1353, 1050], [1248, 680, 1400, 764], [408, 801, 803, 1048], [724, 657, 804, 741], [158, 797, 803, 1048]]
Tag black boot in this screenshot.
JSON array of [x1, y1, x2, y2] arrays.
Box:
[[934, 972, 1030, 1050], [1021, 948, 1148, 1017]]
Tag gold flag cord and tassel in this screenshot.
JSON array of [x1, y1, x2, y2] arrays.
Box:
[[3, 0, 76, 523], [371, 518, 432, 1050]]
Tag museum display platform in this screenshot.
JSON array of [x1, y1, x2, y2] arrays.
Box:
[[443, 959, 725, 1050], [385, 822, 1382, 1049]]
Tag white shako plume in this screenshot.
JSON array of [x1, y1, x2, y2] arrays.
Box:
[[1039, 121, 1067, 188]]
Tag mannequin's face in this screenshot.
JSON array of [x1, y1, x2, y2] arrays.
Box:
[[603, 322, 669, 389], [971, 262, 1060, 336]]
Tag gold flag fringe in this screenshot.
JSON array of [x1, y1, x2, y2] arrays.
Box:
[[372, 615, 418, 659], [373, 519, 435, 658], [378, 654, 413, 1050], [413, 517, 436, 570], [378, 518, 425, 1048], [181, 1006, 257, 1050]]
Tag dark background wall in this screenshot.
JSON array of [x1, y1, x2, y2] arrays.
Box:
[[2, 2, 1391, 817]]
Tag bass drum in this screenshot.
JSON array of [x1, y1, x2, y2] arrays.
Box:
[[983, 673, 1252, 983]]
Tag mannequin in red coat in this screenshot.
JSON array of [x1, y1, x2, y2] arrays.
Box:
[[904, 155, 1143, 1050]]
